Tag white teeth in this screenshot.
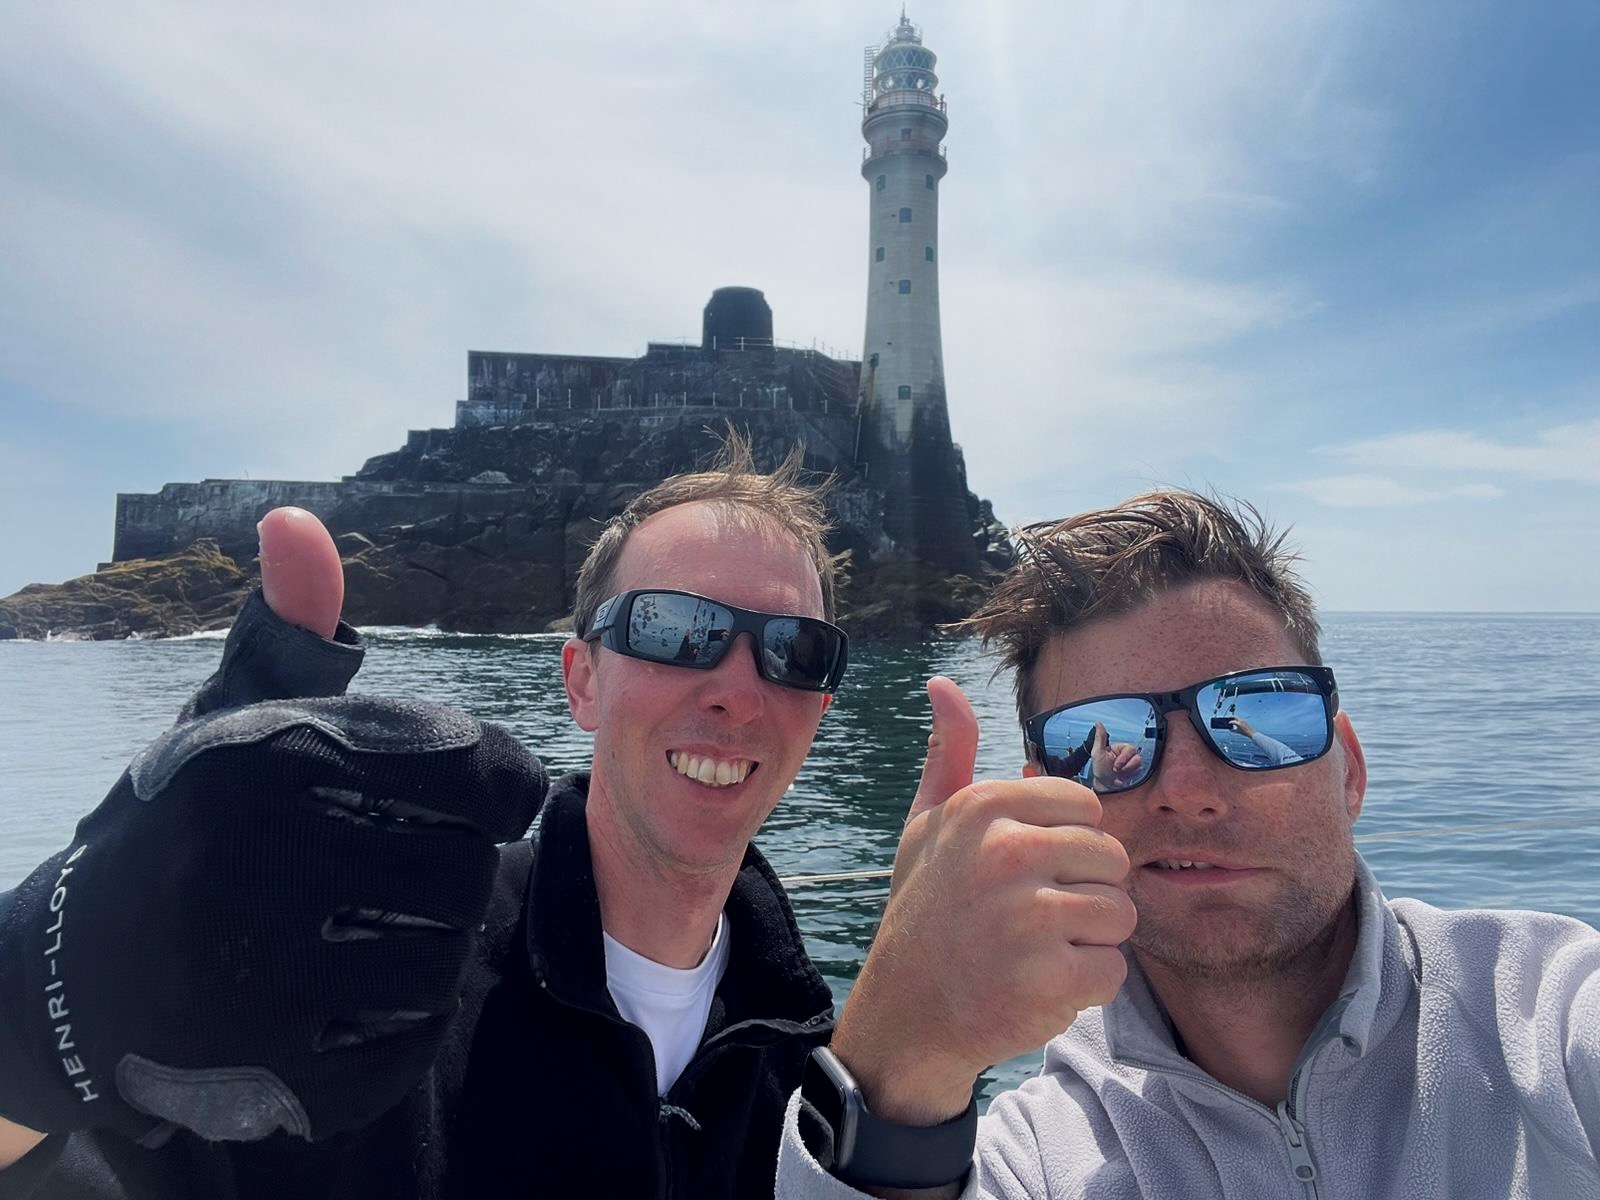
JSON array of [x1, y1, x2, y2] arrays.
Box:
[[1156, 859, 1215, 870], [667, 751, 752, 788]]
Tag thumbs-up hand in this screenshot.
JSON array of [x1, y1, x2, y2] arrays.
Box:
[[257, 507, 345, 638], [0, 509, 551, 1147], [884, 675, 981, 900], [829, 677, 1137, 1126], [176, 508, 357, 722]]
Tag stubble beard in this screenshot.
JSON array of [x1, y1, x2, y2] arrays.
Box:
[[1129, 865, 1359, 985]]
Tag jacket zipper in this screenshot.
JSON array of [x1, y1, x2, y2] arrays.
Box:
[[656, 1100, 707, 1199], [648, 1013, 830, 1198], [1279, 1061, 1321, 1198], [535, 951, 831, 1200], [1275, 1101, 1319, 1197], [656, 1101, 673, 1200], [1121, 1054, 1320, 1197]]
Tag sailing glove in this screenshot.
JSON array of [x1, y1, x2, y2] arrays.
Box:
[[0, 694, 546, 1144]]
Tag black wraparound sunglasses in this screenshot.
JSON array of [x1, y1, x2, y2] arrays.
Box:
[[1023, 665, 1339, 795], [583, 589, 849, 694]]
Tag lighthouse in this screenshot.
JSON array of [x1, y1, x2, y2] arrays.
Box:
[[858, 13, 977, 572]]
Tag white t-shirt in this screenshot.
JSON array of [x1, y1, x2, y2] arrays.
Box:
[[603, 913, 731, 1096]]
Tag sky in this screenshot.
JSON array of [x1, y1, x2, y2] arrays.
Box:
[[1, 0, 1596, 612]]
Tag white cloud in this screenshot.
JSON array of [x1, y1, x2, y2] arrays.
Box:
[[0, 0, 1361, 502], [1270, 474, 1505, 508], [0, 0, 1593, 614], [942, 266, 1308, 520], [964, 0, 1382, 257], [1290, 511, 1599, 613], [1322, 419, 1600, 485], [0, 2, 873, 474]]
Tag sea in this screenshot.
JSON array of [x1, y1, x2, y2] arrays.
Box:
[[3, 612, 1599, 1100]]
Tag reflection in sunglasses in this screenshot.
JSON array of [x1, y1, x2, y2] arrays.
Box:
[[1026, 667, 1337, 795]]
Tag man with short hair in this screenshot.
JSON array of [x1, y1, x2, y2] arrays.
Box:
[[0, 441, 846, 1197], [779, 490, 1600, 1198]]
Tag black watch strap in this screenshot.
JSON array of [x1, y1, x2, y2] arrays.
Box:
[[800, 1046, 977, 1190]]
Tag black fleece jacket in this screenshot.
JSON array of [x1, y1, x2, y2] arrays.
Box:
[[2, 776, 836, 1199], [0, 594, 836, 1198]]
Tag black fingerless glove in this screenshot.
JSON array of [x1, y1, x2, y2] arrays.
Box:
[[0, 695, 546, 1144]]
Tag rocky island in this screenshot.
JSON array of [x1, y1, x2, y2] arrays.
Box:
[[1, 289, 1008, 642], [1, 19, 1012, 642]]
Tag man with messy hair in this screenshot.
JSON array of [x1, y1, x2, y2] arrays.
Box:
[[0, 437, 846, 1197], [778, 490, 1600, 1199]]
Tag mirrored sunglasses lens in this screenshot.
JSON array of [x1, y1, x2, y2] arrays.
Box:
[[760, 618, 840, 688], [626, 593, 734, 666], [1040, 698, 1156, 793], [1198, 671, 1330, 768]]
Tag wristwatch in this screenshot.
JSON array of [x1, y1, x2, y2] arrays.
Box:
[[799, 1046, 978, 1189]]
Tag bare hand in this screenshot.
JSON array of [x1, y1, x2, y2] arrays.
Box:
[[832, 678, 1137, 1125], [1090, 721, 1144, 790]]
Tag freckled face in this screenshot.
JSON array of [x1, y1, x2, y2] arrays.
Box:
[[1028, 580, 1366, 978], [563, 502, 832, 879]]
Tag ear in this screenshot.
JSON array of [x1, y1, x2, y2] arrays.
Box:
[[562, 638, 600, 732], [1333, 711, 1367, 823], [819, 694, 833, 717]]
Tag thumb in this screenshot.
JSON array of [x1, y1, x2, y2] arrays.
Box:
[[258, 507, 345, 639], [1093, 722, 1108, 754], [907, 676, 979, 824]]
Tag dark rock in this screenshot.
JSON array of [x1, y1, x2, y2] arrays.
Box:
[[39, 390, 1015, 640], [335, 531, 377, 554], [834, 556, 992, 641], [0, 540, 249, 641]]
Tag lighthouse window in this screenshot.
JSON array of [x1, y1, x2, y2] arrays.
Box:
[[925, 246, 934, 261], [875, 246, 885, 262], [898, 279, 911, 294], [898, 386, 912, 399], [925, 174, 935, 189], [875, 174, 886, 191], [898, 207, 912, 222], [869, 353, 879, 367], [901, 128, 912, 140]]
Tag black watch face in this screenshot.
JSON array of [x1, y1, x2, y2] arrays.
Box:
[[802, 1051, 848, 1137], [796, 1056, 851, 1158]]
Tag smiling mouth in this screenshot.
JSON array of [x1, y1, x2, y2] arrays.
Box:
[[667, 750, 756, 788]]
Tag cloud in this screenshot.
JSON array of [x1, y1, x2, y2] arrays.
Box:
[[0, 0, 1594, 614], [1378, 278, 1600, 351], [1270, 474, 1504, 508], [1321, 419, 1600, 485], [941, 266, 1310, 520], [965, 0, 1383, 260], [0, 0, 1348, 505]]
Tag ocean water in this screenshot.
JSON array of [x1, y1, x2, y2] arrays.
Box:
[[3, 612, 1598, 1099]]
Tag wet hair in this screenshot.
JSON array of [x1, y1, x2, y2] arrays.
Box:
[[963, 490, 1322, 720], [571, 428, 835, 637]]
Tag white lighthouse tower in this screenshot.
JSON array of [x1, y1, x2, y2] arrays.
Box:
[[857, 13, 975, 570]]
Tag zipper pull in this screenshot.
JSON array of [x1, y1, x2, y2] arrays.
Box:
[[1275, 1102, 1318, 1186], [659, 1101, 701, 1133]]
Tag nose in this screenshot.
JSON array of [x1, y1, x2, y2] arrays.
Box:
[[1142, 717, 1231, 821], [698, 632, 767, 723]]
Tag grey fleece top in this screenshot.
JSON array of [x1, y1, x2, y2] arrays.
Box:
[[777, 858, 1600, 1198]]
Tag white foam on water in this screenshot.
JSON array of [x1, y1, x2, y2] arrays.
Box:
[[356, 625, 569, 642]]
